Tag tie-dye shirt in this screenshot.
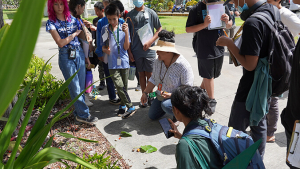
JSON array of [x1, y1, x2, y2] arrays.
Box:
[[46, 16, 81, 49]]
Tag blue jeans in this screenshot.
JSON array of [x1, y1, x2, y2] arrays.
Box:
[[102, 62, 117, 100], [148, 98, 173, 120], [58, 46, 90, 119]]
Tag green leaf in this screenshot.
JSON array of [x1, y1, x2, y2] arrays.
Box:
[[0, 24, 10, 42], [0, 117, 8, 122], [44, 135, 55, 148], [120, 131, 132, 137], [0, 77, 32, 159], [140, 145, 158, 154], [0, 0, 47, 118], [7, 141, 23, 153], [26, 147, 97, 169], [56, 132, 98, 143], [23, 161, 50, 169]]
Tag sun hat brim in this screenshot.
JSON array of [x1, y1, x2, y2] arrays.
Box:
[[149, 40, 181, 55]]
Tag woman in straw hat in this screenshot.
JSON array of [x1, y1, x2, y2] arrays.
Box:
[[140, 30, 194, 124]]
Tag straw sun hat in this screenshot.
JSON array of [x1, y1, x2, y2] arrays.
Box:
[[149, 40, 181, 55]]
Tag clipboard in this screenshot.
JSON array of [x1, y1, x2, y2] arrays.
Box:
[[206, 1, 226, 30], [287, 120, 300, 168], [229, 23, 244, 67]]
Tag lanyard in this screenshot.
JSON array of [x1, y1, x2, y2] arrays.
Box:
[[110, 24, 120, 55], [159, 56, 174, 84]]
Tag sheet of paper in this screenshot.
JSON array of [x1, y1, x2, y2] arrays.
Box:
[[137, 23, 153, 45], [288, 123, 300, 168], [207, 4, 225, 30], [102, 31, 108, 42]]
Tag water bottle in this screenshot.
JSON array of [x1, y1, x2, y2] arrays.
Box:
[[128, 66, 136, 80], [85, 70, 93, 93]]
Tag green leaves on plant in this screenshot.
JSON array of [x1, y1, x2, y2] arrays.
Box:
[[0, 24, 9, 42], [0, 117, 8, 122], [0, 0, 47, 118], [140, 145, 158, 154], [26, 147, 97, 169], [56, 132, 98, 143], [120, 131, 132, 137]]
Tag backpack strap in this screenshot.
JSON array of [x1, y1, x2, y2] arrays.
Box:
[[182, 136, 210, 169]]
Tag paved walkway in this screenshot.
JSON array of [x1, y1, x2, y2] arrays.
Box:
[[34, 27, 289, 169]]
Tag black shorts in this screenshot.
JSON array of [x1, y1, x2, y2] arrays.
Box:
[[135, 57, 155, 73], [197, 56, 224, 79]]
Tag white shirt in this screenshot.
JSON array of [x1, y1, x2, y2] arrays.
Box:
[[149, 55, 194, 93], [280, 7, 300, 37]]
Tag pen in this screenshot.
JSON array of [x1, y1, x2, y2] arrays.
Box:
[[223, 29, 229, 37]]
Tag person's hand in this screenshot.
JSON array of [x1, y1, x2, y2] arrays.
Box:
[[83, 20, 92, 28], [90, 25, 97, 31], [129, 53, 135, 62], [230, 11, 233, 15], [204, 15, 211, 27], [98, 56, 104, 62], [143, 41, 152, 51], [122, 23, 128, 33], [216, 36, 232, 47], [168, 118, 182, 139], [141, 93, 148, 104], [103, 47, 111, 55], [221, 13, 229, 24], [234, 11, 240, 16], [86, 58, 91, 68], [73, 30, 82, 37], [161, 91, 171, 99]]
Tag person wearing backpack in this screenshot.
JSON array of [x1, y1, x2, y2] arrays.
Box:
[[168, 85, 222, 169], [266, 0, 300, 143], [216, 0, 278, 158], [186, 0, 232, 113], [168, 85, 265, 169]]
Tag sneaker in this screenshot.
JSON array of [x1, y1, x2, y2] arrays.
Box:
[[122, 106, 136, 119], [98, 81, 106, 90], [85, 99, 93, 107], [118, 105, 126, 116], [110, 98, 121, 105], [148, 96, 154, 106], [206, 98, 217, 113], [135, 85, 141, 91], [139, 101, 148, 108], [85, 93, 93, 100], [76, 115, 98, 124]]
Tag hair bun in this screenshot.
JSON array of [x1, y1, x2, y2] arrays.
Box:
[[158, 30, 175, 43]]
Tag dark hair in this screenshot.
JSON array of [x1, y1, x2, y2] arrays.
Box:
[[158, 30, 175, 43], [171, 85, 213, 120], [105, 4, 120, 16], [103, 0, 111, 3], [69, 0, 86, 18], [110, 0, 124, 13], [94, 2, 104, 10]]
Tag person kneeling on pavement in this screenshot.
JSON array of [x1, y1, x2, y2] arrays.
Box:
[[140, 30, 194, 124]]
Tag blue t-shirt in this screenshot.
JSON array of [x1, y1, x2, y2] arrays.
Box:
[[100, 23, 131, 69], [95, 17, 124, 57], [46, 16, 81, 49]]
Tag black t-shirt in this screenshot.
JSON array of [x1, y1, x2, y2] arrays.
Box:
[[235, 3, 274, 102], [186, 2, 231, 59]]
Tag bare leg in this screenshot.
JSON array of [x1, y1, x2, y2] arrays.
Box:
[[202, 78, 214, 99], [139, 71, 147, 93]]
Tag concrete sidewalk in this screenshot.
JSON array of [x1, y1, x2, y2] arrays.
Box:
[[34, 28, 289, 169]]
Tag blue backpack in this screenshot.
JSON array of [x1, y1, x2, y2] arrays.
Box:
[[182, 119, 265, 169]]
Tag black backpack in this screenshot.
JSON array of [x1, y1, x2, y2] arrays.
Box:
[[250, 6, 295, 96]]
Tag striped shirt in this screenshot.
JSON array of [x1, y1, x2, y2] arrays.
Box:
[[149, 55, 194, 93]]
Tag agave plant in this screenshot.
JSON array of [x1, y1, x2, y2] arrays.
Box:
[[0, 0, 98, 168]]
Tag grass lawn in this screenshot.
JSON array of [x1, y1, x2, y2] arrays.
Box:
[[235, 17, 244, 27], [3, 9, 48, 21]]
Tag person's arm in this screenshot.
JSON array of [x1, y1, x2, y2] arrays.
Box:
[[186, 15, 211, 33], [216, 36, 259, 71], [128, 47, 135, 62], [140, 81, 155, 104], [293, 0, 300, 4], [143, 11, 163, 51], [223, 6, 233, 29], [122, 23, 130, 50], [49, 29, 82, 48]]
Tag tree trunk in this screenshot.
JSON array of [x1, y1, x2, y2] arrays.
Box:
[[0, 0, 4, 29]]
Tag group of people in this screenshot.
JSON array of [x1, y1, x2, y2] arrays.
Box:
[[46, 0, 300, 168]]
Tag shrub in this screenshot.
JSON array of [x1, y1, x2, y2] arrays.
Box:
[[74, 152, 120, 169], [19, 55, 70, 108]]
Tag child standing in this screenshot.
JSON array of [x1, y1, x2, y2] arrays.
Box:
[[101, 4, 136, 118]]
